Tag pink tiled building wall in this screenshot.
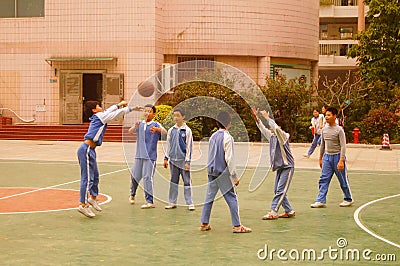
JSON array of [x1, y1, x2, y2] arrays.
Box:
[[0, 0, 319, 125]]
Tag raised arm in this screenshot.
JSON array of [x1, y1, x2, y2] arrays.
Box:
[[97, 101, 132, 123], [251, 107, 272, 141]]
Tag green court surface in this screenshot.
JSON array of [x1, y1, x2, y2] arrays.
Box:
[[0, 159, 399, 265]]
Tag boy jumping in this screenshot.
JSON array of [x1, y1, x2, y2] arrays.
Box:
[[77, 100, 132, 218]]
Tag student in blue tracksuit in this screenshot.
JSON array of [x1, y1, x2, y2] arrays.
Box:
[[310, 106, 353, 208], [251, 107, 296, 220], [200, 111, 252, 233], [163, 108, 195, 211], [128, 104, 167, 209], [77, 100, 132, 218]]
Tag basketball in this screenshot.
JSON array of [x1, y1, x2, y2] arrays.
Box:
[[137, 81, 155, 97]]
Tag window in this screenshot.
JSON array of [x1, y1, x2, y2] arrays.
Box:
[[320, 24, 328, 40], [177, 56, 215, 83], [339, 27, 353, 40], [0, 0, 44, 18]]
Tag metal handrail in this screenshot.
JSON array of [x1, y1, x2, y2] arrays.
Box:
[[0, 108, 36, 123]]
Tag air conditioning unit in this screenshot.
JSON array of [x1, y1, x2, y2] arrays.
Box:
[[161, 63, 176, 92]]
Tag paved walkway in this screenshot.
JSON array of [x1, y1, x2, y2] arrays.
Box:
[[0, 140, 398, 172]]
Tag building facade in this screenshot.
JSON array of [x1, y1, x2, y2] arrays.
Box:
[[0, 0, 319, 125], [319, 0, 367, 84]]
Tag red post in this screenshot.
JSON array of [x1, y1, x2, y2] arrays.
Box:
[[352, 127, 360, 144]]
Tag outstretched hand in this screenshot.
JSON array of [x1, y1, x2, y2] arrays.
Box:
[[250, 106, 259, 121], [260, 110, 270, 120], [118, 100, 128, 108]]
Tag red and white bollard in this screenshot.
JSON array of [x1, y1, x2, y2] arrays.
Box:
[[381, 133, 391, 150]]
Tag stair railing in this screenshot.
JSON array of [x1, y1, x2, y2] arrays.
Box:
[[0, 108, 36, 123]]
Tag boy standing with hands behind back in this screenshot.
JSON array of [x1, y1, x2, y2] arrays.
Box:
[[200, 111, 251, 233]]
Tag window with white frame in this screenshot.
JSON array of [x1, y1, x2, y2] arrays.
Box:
[[0, 0, 44, 18], [177, 56, 215, 83]]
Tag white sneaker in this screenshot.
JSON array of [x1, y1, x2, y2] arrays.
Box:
[[88, 197, 102, 211], [141, 203, 155, 209], [303, 154, 310, 158], [128, 195, 135, 204], [78, 205, 96, 218], [165, 204, 177, 209], [188, 204, 195, 211], [339, 200, 354, 207], [310, 202, 327, 208]]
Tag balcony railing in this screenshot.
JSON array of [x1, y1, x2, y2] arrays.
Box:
[[319, 40, 358, 56], [321, 0, 358, 6], [319, 40, 359, 66]]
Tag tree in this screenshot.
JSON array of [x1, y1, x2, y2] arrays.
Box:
[[259, 75, 312, 142], [316, 72, 367, 125], [348, 0, 400, 85]]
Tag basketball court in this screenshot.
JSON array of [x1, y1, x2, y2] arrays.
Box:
[[0, 140, 398, 265]]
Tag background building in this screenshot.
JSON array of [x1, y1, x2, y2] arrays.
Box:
[[0, 0, 319, 125], [319, 0, 367, 85]]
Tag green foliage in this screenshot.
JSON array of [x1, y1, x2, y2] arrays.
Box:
[[348, 0, 400, 85], [259, 76, 313, 142], [360, 108, 399, 143], [154, 104, 173, 127], [159, 81, 258, 141], [362, 80, 400, 112], [186, 120, 203, 141]]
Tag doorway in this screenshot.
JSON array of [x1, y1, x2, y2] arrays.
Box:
[[60, 71, 124, 125], [83, 74, 103, 122]]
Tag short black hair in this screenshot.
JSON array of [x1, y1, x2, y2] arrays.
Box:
[[173, 107, 185, 117], [145, 104, 156, 113], [274, 117, 285, 129], [216, 111, 231, 129], [326, 106, 338, 115], [84, 100, 100, 118]]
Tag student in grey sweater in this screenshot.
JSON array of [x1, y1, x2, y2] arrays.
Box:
[[310, 106, 353, 208]]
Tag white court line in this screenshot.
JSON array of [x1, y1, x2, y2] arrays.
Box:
[[354, 194, 400, 249], [0, 188, 112, 215], [0, 168, 129, 201]]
